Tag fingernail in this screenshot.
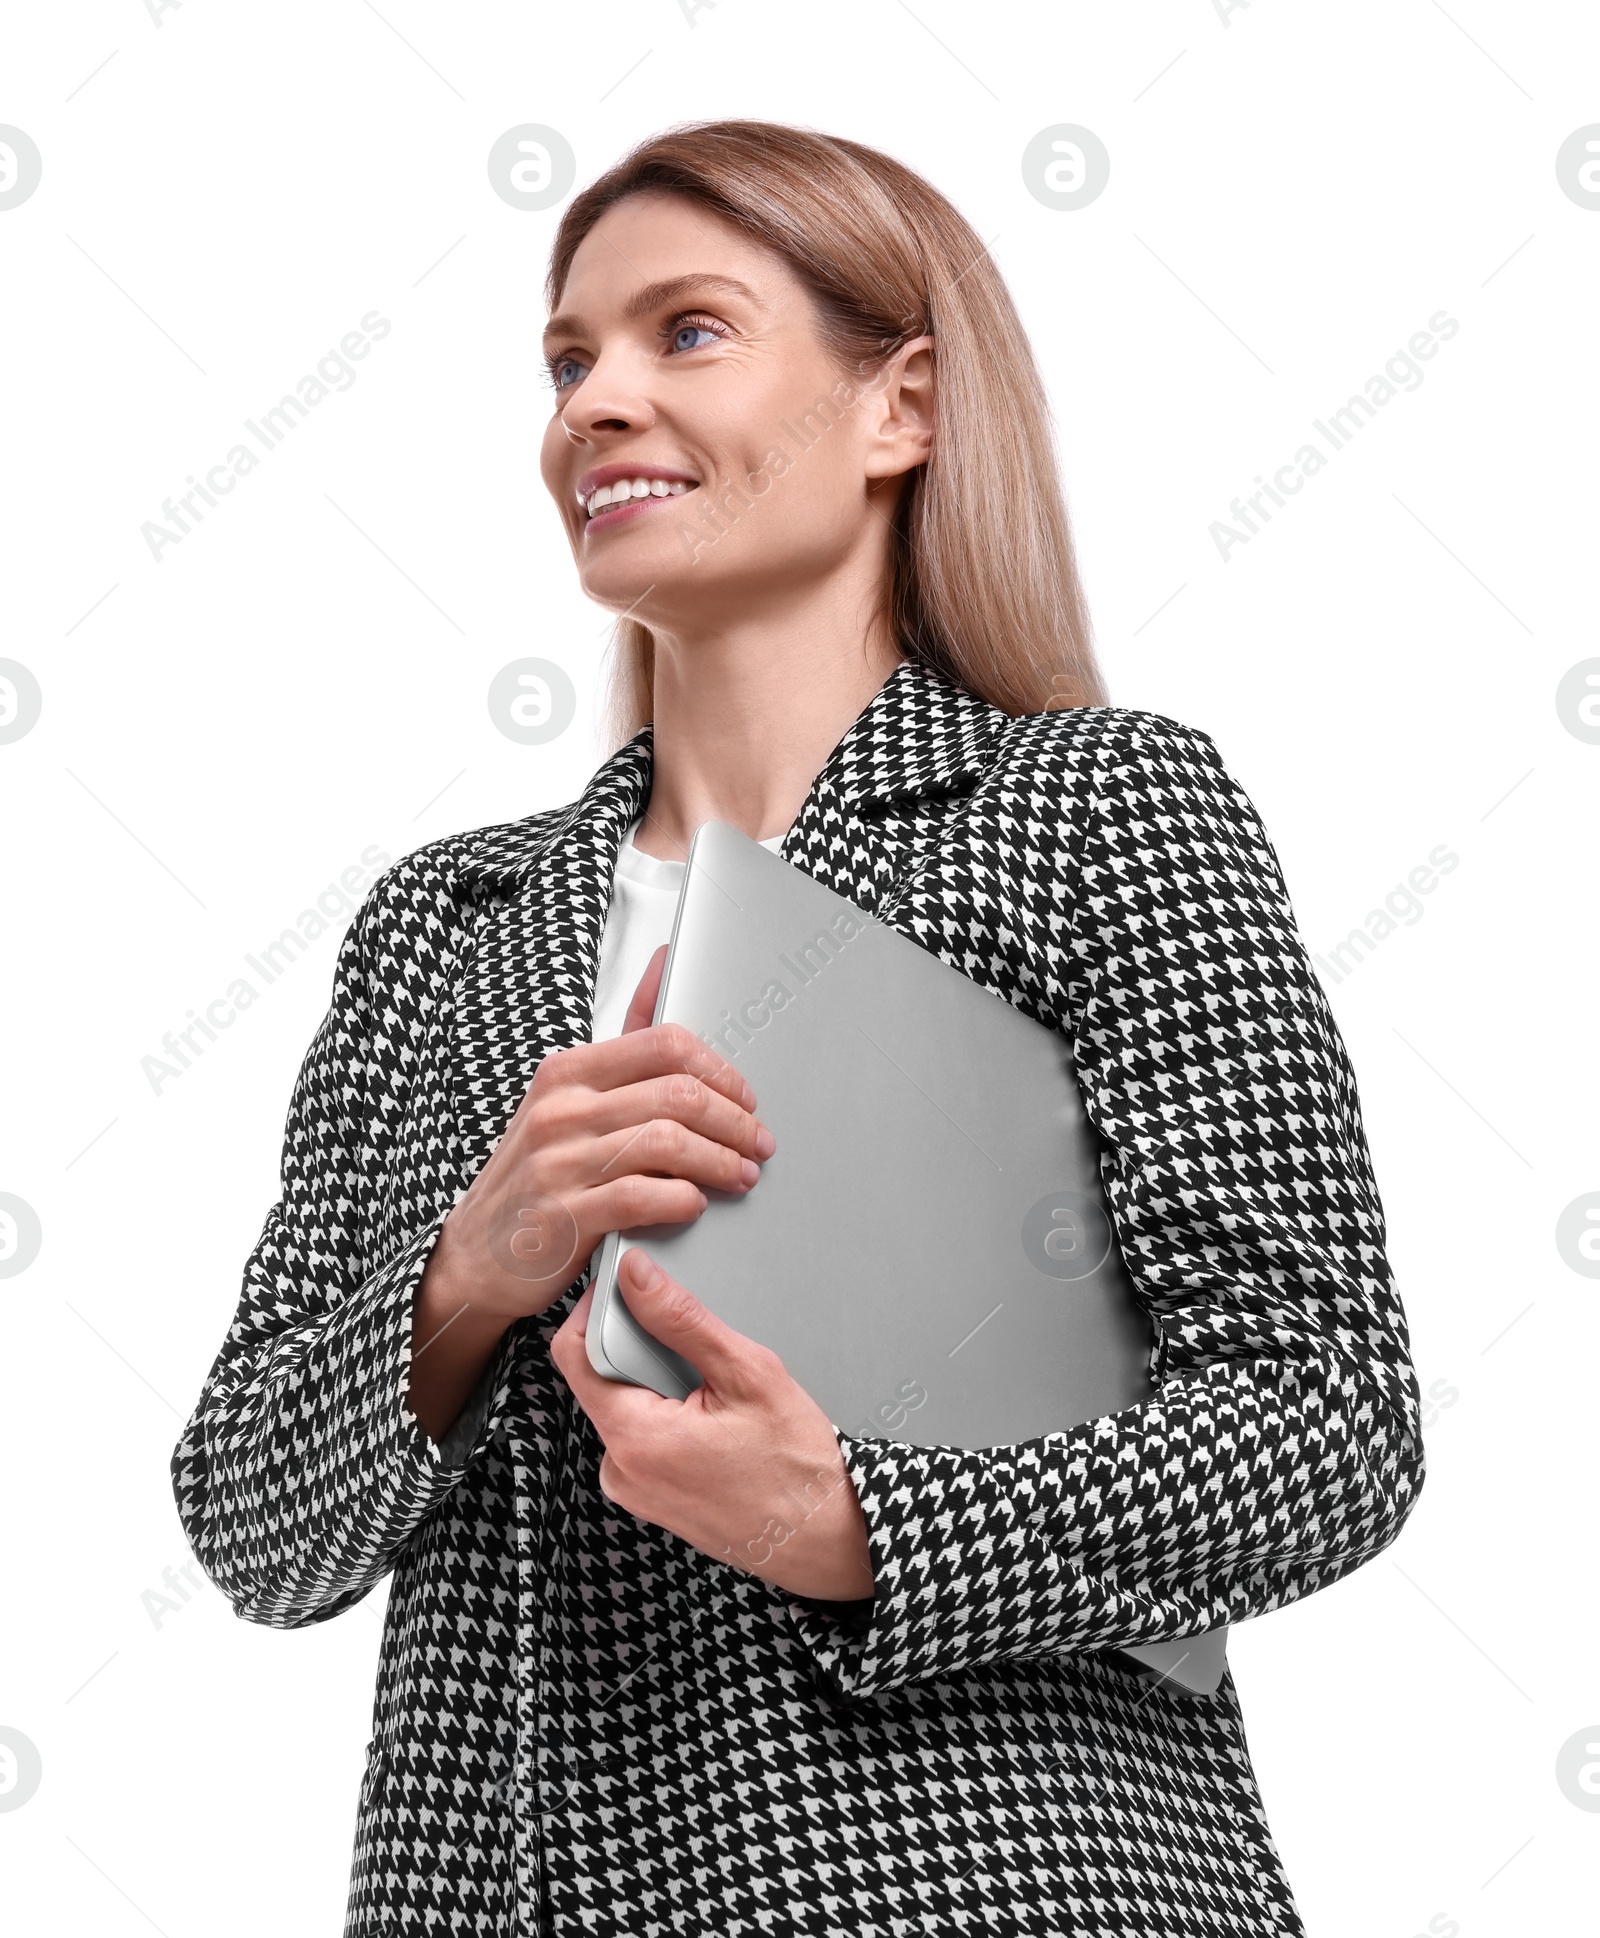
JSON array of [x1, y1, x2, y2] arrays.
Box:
[[632, 1250, 662, 1288], [739, 1157, 760, 1186], [741, 1080, 757, 1110], [753, 1124, 776, 1159]]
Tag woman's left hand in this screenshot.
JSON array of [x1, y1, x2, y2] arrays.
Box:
[[548, 1247, 876, 1605]]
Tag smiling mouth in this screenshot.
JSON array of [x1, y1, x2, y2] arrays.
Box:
[[580, 476, 699, 531]]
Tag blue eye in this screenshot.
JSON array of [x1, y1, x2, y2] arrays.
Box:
[[670, 322, 718, 354], [545, 311, 727, 397], [662, 311, 728, 357]]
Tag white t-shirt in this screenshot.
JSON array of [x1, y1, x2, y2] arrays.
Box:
[[588, 816, 788, 1043]]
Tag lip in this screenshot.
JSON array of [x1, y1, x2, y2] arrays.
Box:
[[583, 491, 691, 537]]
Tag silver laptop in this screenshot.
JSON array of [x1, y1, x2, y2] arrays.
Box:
[[586, 820, 1229, 1697]]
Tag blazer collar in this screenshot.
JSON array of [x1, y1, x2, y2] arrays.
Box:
[[445, 659, 1006, 1178]]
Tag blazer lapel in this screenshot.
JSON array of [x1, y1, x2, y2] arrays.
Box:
[[446, 658, 1007, 1181], [772, 656, 1007, 916], [446, 732, 654, 1181]]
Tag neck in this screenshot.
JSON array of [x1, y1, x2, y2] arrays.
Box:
[[629, 590, 904, 862]]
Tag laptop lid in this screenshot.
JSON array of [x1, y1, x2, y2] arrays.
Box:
[[586, 820, 1229, 1694]]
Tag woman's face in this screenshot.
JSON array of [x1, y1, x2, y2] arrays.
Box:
[[539, 191, 928, 637]]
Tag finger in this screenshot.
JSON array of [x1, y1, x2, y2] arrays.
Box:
[[567, 1174, 710, 1244], [620, 944, 668, 1036], [547, 1278, 597, 1370], [616, 1248, 779, 1405], [590, 1102, 769, 1197], [585, 1069, 773, 1164], [542, 1020, 757, 1114], [548, 1281, 676, 1435]]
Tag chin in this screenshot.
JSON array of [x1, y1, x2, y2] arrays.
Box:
[[580, 557, 691, 618]]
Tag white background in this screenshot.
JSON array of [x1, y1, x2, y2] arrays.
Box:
[[1, 3, 1595, 1933]]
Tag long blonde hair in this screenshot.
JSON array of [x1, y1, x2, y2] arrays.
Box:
[[545, 119, 1107, 749]]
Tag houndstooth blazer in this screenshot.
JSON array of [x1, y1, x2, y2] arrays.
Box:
[[172, 657, 1425, 1936]]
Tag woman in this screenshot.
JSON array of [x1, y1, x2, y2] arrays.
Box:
[[172, 120, 1425, 1935]]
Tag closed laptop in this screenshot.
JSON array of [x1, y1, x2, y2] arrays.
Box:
[[587, 819, 1228, 1695]]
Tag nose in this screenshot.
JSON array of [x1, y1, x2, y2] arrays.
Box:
[[559, 347, 657, 443]]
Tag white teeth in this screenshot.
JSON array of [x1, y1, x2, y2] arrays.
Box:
[[583, 475, 697, 517]]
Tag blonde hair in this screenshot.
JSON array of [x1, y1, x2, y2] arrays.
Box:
[[545, 119, 1107, 750]]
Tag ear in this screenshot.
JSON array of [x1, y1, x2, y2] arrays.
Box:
[[861, 334, 935, 484]]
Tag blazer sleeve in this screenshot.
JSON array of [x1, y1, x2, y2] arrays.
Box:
[[169, 857, 524, 1629], [784, 712, 1426, 1698]]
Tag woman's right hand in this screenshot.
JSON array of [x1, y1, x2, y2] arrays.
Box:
[[424, 944, 776, 1328]]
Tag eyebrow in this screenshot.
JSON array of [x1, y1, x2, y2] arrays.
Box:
[[542, 273, 763, 346]]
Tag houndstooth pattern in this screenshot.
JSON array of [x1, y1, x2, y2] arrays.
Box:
[[171, 659, 1425, 1935]]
